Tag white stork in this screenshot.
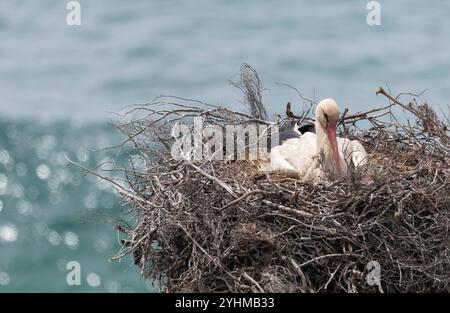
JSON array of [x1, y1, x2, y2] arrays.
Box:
[[267, 98, 367, 180]]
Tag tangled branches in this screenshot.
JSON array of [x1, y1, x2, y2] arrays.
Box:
[[103, 66, 449, 293], [231, 63, 267, 121]]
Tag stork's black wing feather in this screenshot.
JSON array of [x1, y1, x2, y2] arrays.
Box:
[[298, 123, 315, 134]]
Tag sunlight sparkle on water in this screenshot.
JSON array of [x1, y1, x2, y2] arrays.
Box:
[[36, 164, 51, 180], [0, 272, 10, 286], [0, 224, 18, 243], [87, 273, 101, 288]]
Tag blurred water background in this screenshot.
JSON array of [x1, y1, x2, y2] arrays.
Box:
[[0, 0, 449, 292]]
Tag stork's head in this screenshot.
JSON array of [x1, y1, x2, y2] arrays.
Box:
[[315, 98, 341, 172], [316, 98, 340, 127]]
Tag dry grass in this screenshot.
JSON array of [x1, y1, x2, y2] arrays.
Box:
[[98, 65, 449, 293]]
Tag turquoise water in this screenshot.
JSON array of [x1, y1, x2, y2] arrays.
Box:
[[0, 120, 150, 291], [1, 1, 449, 292]]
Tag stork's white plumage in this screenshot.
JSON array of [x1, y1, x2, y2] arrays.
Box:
[[267, 99, 368, 181]]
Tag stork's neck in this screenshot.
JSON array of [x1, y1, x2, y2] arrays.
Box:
[[315, 121, 340, 177]]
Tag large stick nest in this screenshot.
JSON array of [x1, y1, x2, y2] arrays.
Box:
[[107, 64, 449, 292]]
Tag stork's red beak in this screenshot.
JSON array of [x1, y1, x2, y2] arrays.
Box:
[[326, 123, 341, 173]]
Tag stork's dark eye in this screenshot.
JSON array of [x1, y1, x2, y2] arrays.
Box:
[[324, 113, 329, 122]]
